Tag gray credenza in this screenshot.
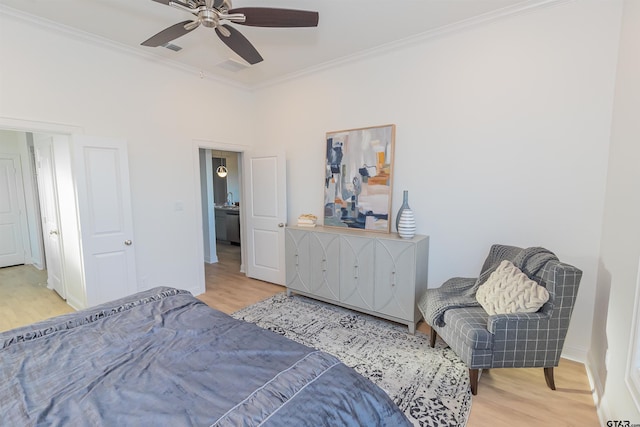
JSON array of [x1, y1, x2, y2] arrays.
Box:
[[285, 225, 429, 334]]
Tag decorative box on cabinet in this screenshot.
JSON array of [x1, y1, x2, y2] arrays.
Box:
[[285, 226, 429, 334]]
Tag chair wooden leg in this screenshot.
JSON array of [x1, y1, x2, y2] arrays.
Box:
[[544, 367, 556, 390], [429, 329, 437, 348], [469, 369, 479, 395]]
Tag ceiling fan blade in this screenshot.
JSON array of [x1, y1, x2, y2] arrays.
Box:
[[151, 0, 191, 6], [215, 24, 263, 65], [141, 20, 197, 47], [151, 0, 221, 9], [228, 8, 319, 28]]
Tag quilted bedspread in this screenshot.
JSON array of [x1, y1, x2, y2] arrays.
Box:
[[0, 287, 410, 426]]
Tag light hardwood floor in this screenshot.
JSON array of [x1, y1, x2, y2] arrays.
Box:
[[0, 264, 74, 332], [196, 243, 285, 314], [1, 244, 600, 426]]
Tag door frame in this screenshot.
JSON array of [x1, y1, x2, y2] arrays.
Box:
[[0, 117, 82, 135], [0, 116, 84, 278], [192, 139, 250, 294]]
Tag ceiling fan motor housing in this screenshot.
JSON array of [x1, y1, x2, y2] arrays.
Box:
[[200, 9, 218, 28]]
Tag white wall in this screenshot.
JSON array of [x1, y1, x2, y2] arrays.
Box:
[[591, 0, 640, 422], [253, 0, 623, 360], [0, 12, 256, 295]]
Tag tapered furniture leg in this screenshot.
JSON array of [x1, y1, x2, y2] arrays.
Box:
[[429, 329, 437, 348], [544, 367, 556, 390], [469, 369, 479, 395]]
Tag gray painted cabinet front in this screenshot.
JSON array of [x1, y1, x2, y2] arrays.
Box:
[[285, 226, 429, 334]]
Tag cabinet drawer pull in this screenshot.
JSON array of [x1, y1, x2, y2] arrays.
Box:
[[354, 265, 359, 279], [295, 254, 299, 266], [322, 258, 327, 271], [391, 270, 396, 287]]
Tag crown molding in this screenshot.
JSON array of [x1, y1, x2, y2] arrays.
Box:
[[252, 0, 571, 91], [0, 5, 251, 91], [1, 1, 571, 92], [0, 116, 83, 135]]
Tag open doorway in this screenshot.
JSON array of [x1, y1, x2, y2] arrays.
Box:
[[0, 128, 71, 304], [212, 155, 241, 246], [196, 144, 246, 274], [1, 118, 139, 310], [194, 142, 288, 292]]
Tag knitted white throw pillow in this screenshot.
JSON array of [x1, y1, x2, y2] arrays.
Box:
[[476, 260, 550, 316]]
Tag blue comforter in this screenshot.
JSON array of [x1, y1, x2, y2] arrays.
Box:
[[0, 287, 410, 426]]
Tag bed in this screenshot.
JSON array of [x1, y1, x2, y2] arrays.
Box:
[[0, 287, 410, 426]]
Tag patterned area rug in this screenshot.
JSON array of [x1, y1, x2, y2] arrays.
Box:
[[231, 293, 472, 427]]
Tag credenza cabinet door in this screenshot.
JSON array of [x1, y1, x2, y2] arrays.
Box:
[[374, 239, 416, 320], [339, 235, 375, 311], [285, 226, 429, 334], [308, 232, 341, 301], [285, 228, 311, 293]]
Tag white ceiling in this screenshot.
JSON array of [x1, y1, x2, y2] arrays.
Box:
[[0, 0, 554, 88]]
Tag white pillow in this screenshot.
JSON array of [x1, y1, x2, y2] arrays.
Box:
[[476, 260, 549, 316]]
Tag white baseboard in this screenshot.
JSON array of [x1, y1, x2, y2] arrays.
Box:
[[24, 258, 44, 270], [586, 352, 608, 427], [561, 344, 588, 363], [184, 284, 205, 297], [562, 345, 605, 425], [205, 255, 219, 264], [66, 295, 84, 311]]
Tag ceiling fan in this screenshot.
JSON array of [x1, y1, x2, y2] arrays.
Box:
[[141, 0, 319, 65]]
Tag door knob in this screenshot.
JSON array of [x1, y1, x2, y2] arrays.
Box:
[[278, 223, 285, 228], [124, 240, 132, 246]]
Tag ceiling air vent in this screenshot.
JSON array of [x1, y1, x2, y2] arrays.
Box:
[[217, 58, 249, 73], [162, 43, 182, 52]]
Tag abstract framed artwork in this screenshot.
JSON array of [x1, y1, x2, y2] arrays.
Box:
[[323, 124, 395, 232]]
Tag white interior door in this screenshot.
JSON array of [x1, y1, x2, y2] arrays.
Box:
[[74, 136, 137, 306], [244, 150, 287, 284], [33, 139, 65, 298], [0, 154, 26, 268]]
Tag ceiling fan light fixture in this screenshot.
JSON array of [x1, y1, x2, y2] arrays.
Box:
[[217, 165, 228, 177]]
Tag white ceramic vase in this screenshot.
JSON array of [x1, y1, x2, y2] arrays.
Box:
[[397, 208, 416, 239]]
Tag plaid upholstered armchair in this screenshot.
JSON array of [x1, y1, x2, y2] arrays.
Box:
[[417, 244, 582, 395]]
